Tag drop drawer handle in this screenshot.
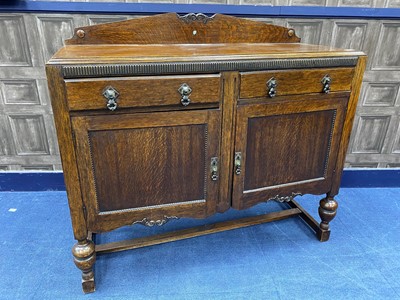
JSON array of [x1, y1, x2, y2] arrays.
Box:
[[321, 74, 331, 94], [234, 152, 242, 175], [267, 77, 277, 98], [178, 83, 192, 106], [103, 86, 119, 111]]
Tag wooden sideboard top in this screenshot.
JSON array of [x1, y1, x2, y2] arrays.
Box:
[[47, 13, 364, 66], [48, 43, 364, 65]]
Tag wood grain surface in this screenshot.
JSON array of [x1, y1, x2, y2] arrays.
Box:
[[46, 66, 88, 241], [49, 43, 363, 65], [65, 13, 300, 45], [45, 13, 367, 293], [240, 67, 354, 99], [65, 74, 220, 111], [90, 124, 207, 211], [330, 56, 367, 195], [244, 109, 335, 189], [218, 72, 239, 213], [232, 92, 349, 210], [71, 110, 221, 232]]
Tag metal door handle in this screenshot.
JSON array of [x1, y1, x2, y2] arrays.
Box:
[[234, 152, 242, 175], [211, 157, 218, 181]]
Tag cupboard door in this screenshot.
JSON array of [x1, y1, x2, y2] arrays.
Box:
[[71, 110, 220, 232], [232, 93, 349, 210]]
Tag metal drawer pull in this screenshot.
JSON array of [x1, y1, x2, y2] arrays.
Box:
[[178, 83, 192, 106], [321, 74, 331, 94], [267, 77, 277, 98], [210, 157, 219, 181], [234, 152, 242, 175], [103, 86, 119, 111]]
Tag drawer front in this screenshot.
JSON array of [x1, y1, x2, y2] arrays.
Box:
[[65, 74, 221, 111], [240, 67, 354, 99]]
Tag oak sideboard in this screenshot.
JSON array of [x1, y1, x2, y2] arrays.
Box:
[[46, 13, 366, 293]]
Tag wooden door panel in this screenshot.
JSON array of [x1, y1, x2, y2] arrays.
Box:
[[72, 110, 220, 232], [244, 110, 335, 190], [232, 93, 349, 210], [89, 125, 207, 211]]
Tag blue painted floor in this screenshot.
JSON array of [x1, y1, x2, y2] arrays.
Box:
[[0, 188, 399, 300]]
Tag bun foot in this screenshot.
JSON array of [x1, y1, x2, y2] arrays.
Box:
[[318, 197, 338, 242], [72, 239, 96, 293]]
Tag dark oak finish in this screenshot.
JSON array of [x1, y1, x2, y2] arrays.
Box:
[[45, 13, 366, 293], [50, 43, 362, 65], [66, 75, 221, 111], [218, 71, 239, 213], [66, 13, 300, 45], [71, 110, 221, 232], [90, 125, 207, 211], [95, 208, 302, 255], [232, 93, 348, 210], [330, 56, 367, 196], [240, 67, 354, 99], [245, 110, 335, 188], [46, 66, 96, 293]]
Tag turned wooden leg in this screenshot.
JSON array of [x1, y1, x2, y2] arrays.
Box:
[[72, 239, 96, 293], [317, 196, 338, 242]]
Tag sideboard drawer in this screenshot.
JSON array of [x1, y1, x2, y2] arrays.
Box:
[[65, 74, 221, 111], [239, 67, 354, 99]]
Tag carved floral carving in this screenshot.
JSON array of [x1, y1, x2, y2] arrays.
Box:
[[132, 216, 179, 227], [267, 192, 302, 203], [178, 13, 215, 24]]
